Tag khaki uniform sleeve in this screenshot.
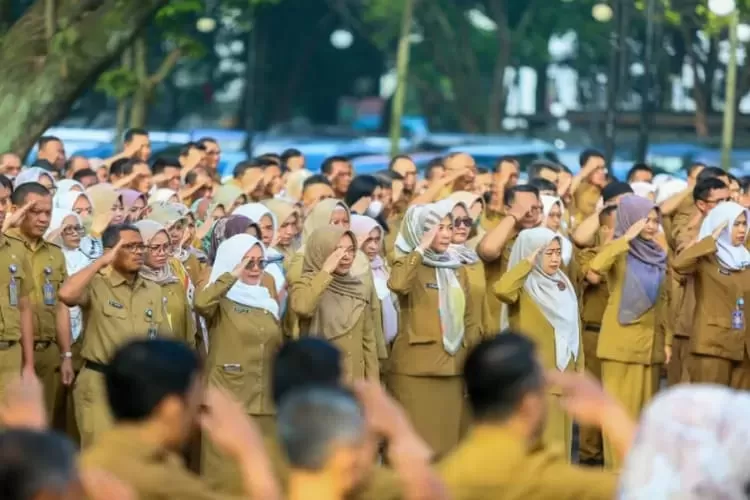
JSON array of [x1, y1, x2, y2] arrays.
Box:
[[672, 236, 716, 274], [289, 270, 334, 318], [589, 238, 630, 275], [387, 251, 423, 295], [194, 273, 237, 318], [493, 260, 533, 304]]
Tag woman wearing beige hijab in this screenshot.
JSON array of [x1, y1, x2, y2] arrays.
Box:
[[289, 226, 379, 382], [262, 198, 300, 263]]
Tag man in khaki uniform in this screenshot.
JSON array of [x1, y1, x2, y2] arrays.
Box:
[[0, 177, 36, 397], [440, 333, 631, 500], [59, 223, 165, 447], [5, 182, 73, 418]]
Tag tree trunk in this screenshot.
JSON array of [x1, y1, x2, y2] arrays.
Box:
[[129, 33, 149, 129], [0, 0, 168, 157]]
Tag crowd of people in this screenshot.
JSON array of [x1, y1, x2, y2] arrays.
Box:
[[1, 129, 750, 499]]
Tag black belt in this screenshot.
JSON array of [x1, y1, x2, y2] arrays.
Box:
[[34, 341, 53, 351], [83, 360, 108, 374], [0, 340, 17, 350], [584, 324, 601, 333]]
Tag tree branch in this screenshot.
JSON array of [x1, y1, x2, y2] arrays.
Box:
[[148, 47, 182, 87]]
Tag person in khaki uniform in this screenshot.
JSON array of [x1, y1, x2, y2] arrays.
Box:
[[588, 194, 669, 469], [195, 233, 283, 492], [290, 226, 379, 382], [478, 185, 543, 331], [80, 339, 281, 500], [0, 219, 36, 396], [569, 150, 607, 227], [387, 204, 479, 458], [672, 202, 750, 388], [439, 333, 629, 500], [147, 201, 205, 289], [58, 224, 165, 447], [494, 228, 583, 460], [5, 182, 74, 423], [134, 220, 195, 346]]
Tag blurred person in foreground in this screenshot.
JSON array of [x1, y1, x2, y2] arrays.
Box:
[[79, 339, 280, 500], [439, 332, 635, 500], [0, 375, 134, 500], [268, 338, 447, 500]]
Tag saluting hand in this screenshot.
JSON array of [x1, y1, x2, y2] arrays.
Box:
[[417, 225, 440, 253], [99, 239, 125, 267], [322, 247, 348, 274], [2, 201, 35, 232], [711, 221, 729, 240], [232, 255, 252, 278], [526, 243, 546, 265], [623, 218, 648, 242]]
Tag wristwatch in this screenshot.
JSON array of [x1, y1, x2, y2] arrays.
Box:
[[60, 351, 73, 359]]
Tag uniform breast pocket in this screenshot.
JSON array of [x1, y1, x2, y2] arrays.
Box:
[[212, 364, 252, 410], [0, 279, 21, 334], [102, 303, 128, 320]]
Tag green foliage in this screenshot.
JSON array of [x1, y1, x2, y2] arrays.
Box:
[[96, 67, 140, 100]]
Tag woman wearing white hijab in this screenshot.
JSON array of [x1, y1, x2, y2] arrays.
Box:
[[14, 167, 56, 190], [495, 227, 581, 460], [44, 209, 91, 343], [540, 195, 574, 266], [233, 203, 287, 298], [55, 179, 84, 197], [195, 233, 282, 488], [672, 201, 750, 388], [148, 188, 180, 205], [388, 203, 479, 456], [630, 181, 657, 201]]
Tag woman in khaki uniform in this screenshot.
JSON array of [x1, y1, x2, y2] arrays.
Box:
[[672, 201, 750, 388], [262, 198, 300, 264], [195, 233, 282, 492], [146, 202, 204, 288], [494, 227, 582, 460], [588, 194, 668, 469], [387, 203, 478, 458], [289, 226, 379, 382], [133, 220, 195, 347], [285, 199, 351, 338]]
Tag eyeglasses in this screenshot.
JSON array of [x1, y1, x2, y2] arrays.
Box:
[[147, 243, 171, 255], [453, 217, 473, 228], [169, 221, 187, 232], [121, 243, 146, 253], [61, 225, 85, 236], [244, 259, 267, 270]]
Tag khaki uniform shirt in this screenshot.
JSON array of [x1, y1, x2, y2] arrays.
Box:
[[78, 267, 165, 364], [0, 236, 33, 341], [439, 426, 617, 500], [81, 426, 243, 500], [5, 228, 67, 341]]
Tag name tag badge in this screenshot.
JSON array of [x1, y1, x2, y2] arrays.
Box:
[[233, 305, 250, 314], [43, 282, 55, 306], [108, 300, 124, 309], [426, 283, 439, 290], [719, 268, 731, 276], [222, 363, 241, 373], [8, 264, 18, 307]]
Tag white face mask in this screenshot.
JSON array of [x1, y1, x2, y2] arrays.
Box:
[[366, 200, 383, 218]]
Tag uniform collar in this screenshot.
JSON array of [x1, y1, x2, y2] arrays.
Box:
[[102, 266, 148, 289], [5, 227, 48, 251], [465, 424, 531, 455]]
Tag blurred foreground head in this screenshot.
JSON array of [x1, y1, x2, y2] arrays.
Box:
[[272, 337, 342, 406], [277, 386, 369, 496], [464, 331, 547, 442], [106, 339, 202, 449], [0, 429, 82, 500]]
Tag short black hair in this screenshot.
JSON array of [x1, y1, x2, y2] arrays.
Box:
[[626, 163, 654, 182], [345, 175, 380, 208], [503, 184, 540, 207], [601, 181, 634, 203], [527, 177, 557, 193], [527, 159, 561, 181], [101, 223, 139, 249], [477, 166, 489, 175], [494, 156, 518, 172], [106, 339, 200, 422], [740, 175, 750, 194], [0, 174, 12, 193], [374, 172, 393, 189], [63, 155, 86, 172], [108, 158, 130, 178], [272, 338, 342, 407], [376, 169, 404, 182], [424, 157, 444, 180], [696, 166, 727, 183], [11, 182, 49, 206], [727, 173, 740, 186], [387, 154, 413, 170], [0, 429, 78, 500], [121, 159, 148, 177], [693, 177, 729, 203], [233, 160, 263, 180], [281, 148, 303, 162], [302, 174, 332, 192], [152, 157, 181, 176], [687, 161, 706, 177], [599, 204, 618, 219], [179, 142, 205, 157], [184, 168, 206, 186], [72, 168, 96, 184], [123, 128, 149, 143], [579, 148, 604, 167], [197, 137, 217, 147], [321, 156, 350, 175], [258, 153, 281, 164], [37, 136, 61, 149], [464, 331, 544, 422]]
